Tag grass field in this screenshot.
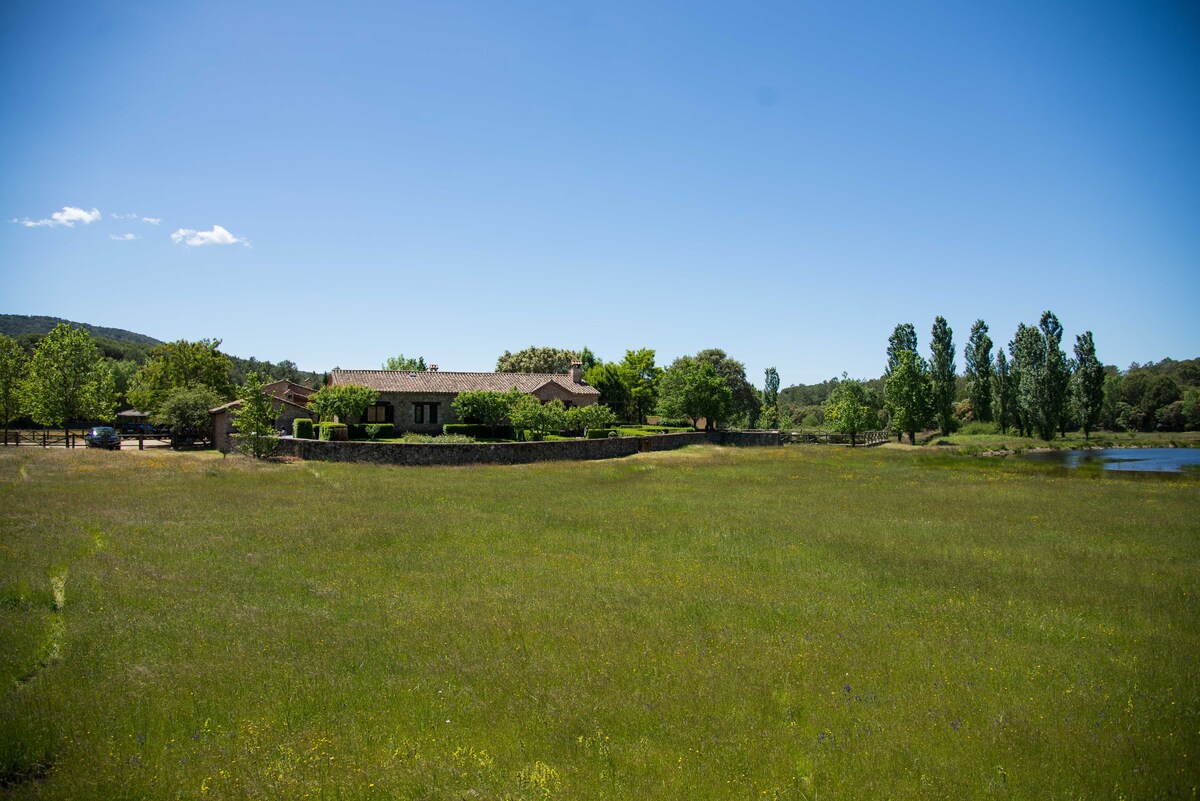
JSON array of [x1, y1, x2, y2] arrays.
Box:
[[1, 445, 1197, 799]]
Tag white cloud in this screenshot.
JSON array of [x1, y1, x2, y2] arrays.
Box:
[[13, 206, 101, 228], [141, 217, 162, 225], [110, 233, 140, 241], [170, 224, 247, 247], [111, 213, 162, 225]]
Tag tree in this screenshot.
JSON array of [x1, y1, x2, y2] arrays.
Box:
[[1040, 311, 1071, 437], [656, 357, 732, 430], [824, 375, 875, 446], [760, 367, 781, 429], [307, 384, 378, 422], [884, 350, 931, 445], [128, 339, 233, 414], [1071, 331, 1104, 440], [383, 354, 427, 371], [509, 396, 567, 440], [965, 320, 994, 423], [578, 346, 599, 372], [1181, 388, 1200, 431], [886, 323, 919, 376], [451, 389, 522, 435], [929, 316, 956, 435], [232, 373, 280, 459], [695, 348, 759, 428], [22, 324, 115, 434], [1011, 323, 1054, 440], [0, 334, 28, 439], [154, 386, 224, 441], [496, 347, 580, 374], [583, 363, 631, 420], [993, 349, 1015, 434], [620, 349, 661, 424], [567, 403, 617, 435], [108, 358, 141, 410]]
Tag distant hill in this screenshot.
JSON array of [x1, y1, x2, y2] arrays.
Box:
[[0, 313, 322, 388], [0, 314, 163, 347]]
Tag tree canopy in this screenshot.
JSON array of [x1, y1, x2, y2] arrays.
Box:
[[1071, 331, 1104, 440], [451, 389, 522, 434], [929, 316, 956, 435], [22, 324, 116, 431], [307, 384, 378, 422], [496, 347, 580, 374], [824, 375, 876, 446], [965, 320, 994, 423], [0, 334, 28, 433], [232, 372, 280, 459], [884, 350, 931, 445], [383, 354, 427, 371], [128, 339, 233, 414], [656, 357, 731, 430]]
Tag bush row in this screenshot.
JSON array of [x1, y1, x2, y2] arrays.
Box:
[[443, 423, 517, 439]]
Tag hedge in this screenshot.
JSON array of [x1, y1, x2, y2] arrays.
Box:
[[443, 423, 517, 439], [318, 422, 348, 441], [585, 428, 618, 439], [347, 423, 368, 440], [293, 418, 315, 439], [365, 423, 394, 440]]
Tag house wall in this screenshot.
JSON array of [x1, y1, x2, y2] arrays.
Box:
[[365, 389, 597, 433], [213, 400, 311, 452], [531, 383, 598, 407]]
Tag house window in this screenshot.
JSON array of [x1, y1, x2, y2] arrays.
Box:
[[365, 403, 392, 423], [413, 402, 438, 425]]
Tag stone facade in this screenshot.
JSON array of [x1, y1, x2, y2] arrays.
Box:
[[212, 397, 312, 452]]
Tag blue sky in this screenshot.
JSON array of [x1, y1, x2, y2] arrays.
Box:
[[2, 1, 1197, 387]]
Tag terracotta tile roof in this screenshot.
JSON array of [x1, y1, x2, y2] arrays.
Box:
[[330, 369, 600, 396], [209, 396, 310, 414]]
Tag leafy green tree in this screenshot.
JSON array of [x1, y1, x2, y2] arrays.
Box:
[[451, 389, 522, 435], [696, 348, 759, 427], [656, 357, 732, 430], [496, 347, 580, 374], [620, 349, 661, 424], [154, 386, 224, 439], [108, 358, 141, 410], [1071, 331, 1104, 440], [307, 384, 378, 422], [929, 316, 957, 435], [566, 403, 617, 435], [1100, 372, 1123, 431], [1011, 323, 1055, 440], [758, 367, 782, 429], [232, 373, 280, 459], [965, 320, 994, 423], [22, 324, 116, 434], [509, 396, 567, 440], [578, 346, 599, 372], [1040, 312, 1071, 437], [128, 339, 233, 414], [0, 334, 28, 438], [884, 350, 931, 445], [993, 349, 1016, 434], [824, 375, 875, 446], [583, 363, 631, 420], [886, 323, 918, 376], [383, 354, 427, 370], [1180, 388, 1200, 431]]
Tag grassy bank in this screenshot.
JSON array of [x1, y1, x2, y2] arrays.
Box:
[[1, 446, 1197, 799], [896, 428, 1200, 454]]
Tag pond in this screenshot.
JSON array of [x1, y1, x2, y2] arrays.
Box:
[[1019, 447, 1200, 474]]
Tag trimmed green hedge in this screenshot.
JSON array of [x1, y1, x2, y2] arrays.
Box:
[[318, 422, 348, 441], [585, 428, 618, 439], [443, 423, 517, 439], [365, 423, 394, 440], [293, 418, 315, 439], [347, 423, 368, 440]]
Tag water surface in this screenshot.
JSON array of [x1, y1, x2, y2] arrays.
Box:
[[1019, 447, 1200, 474]]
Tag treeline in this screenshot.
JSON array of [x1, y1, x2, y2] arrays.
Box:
[[782, 313, 1200, 442], [0, 315, 322, 395]]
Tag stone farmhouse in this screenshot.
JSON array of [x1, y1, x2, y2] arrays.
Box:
[[330, 361, 600, 434], [209, 380, 316, 451]]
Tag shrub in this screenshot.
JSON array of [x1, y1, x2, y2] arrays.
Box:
[[443, 423, 516, 439], [585, 428, 617, 439], [656, 418, 692, 429], [318, 422, 348, 441], [365, 423, 394, 440], [293, 418, 315, 439], [347, 423, 368, 439], [400, 432, 475, 444], [958, 421, 998, 436]]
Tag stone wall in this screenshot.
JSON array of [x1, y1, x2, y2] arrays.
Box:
[[273, 430, 779, 467]]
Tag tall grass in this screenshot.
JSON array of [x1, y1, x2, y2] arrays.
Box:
[[0, 446, 1197, 799]]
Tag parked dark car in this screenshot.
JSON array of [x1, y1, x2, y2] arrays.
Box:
[[84, 426, 121, 450]]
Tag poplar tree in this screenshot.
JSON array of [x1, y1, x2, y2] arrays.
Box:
[[886, 323, 918, 376], [1040, 311, 1071, 437], [964, 320, 994, 422], [929, 316, 957, 435], [1011, 323, 1054, 440], [993, 349, 1015, 434], [1071, 331, 1104, 440]]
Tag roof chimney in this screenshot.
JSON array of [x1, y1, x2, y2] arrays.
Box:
[[568, 360, 583, 383]]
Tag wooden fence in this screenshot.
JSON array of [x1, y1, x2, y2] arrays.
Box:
[[783, 429, 889, 447], [1, 429, 80, 447]]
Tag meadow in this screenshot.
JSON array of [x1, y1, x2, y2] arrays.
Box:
[[1, 445, 1197, 800]]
